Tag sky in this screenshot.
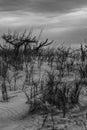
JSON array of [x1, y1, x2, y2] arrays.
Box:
[[0, 0, 87, 47]]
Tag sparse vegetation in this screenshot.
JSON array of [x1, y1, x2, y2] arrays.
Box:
[[0, 30, 87, 130]]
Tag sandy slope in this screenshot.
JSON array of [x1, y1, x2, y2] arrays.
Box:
[[0, 91, 87, 130], [0, 69, 87, 130], [0, 92, 30, 130]]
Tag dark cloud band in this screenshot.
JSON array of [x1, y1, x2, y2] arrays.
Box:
[[0, 0, 87, 13]]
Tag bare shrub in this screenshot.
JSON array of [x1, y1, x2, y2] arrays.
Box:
[[69, 80, 81, 108], [40, 70, 82, 118]]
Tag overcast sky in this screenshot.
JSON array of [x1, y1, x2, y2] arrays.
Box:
[[0, 0, 87, 47]]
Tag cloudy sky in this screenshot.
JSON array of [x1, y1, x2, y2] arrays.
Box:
[[0, 0, 87, 47]]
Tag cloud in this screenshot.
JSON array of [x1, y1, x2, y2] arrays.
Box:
[[0, 11, 50, 27], [0, 8, 87, 27], [0, 0, 87, 13], [0, 0, 87, 46], [0, 8, 87, 41]]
